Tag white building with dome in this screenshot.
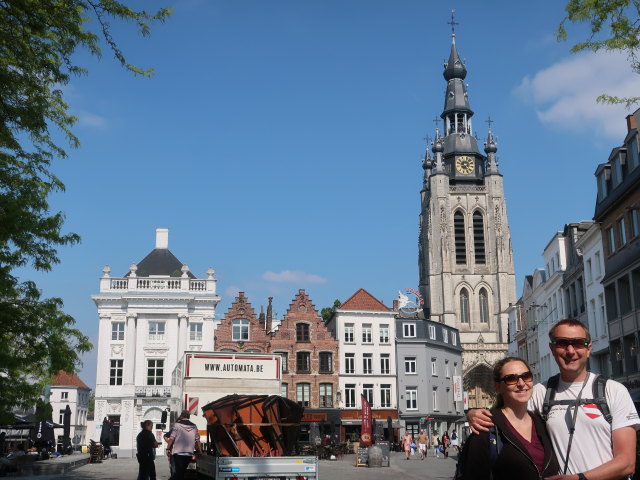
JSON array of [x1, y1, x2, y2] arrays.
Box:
[[92, 228, 220, 457]]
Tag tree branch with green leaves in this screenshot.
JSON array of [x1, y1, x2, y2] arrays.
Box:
[[558, 0, 640, 107]]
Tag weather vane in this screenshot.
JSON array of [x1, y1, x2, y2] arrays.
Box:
[[447, 9, 459, 35], [433, 116, 441, 130]]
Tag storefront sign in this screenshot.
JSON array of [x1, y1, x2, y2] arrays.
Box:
[[302, 412, 328, 422], [185, 354, 279, 379], [453, 375, 463, 401]]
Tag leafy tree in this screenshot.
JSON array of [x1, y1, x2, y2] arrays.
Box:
[[558, 0, 640, 107], [321, 299, 341, 323], [0, 0, 170, 416]]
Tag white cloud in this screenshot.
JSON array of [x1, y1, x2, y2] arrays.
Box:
[[224, 285, 241, 297], [262, 270, 327, 284], [515, 51, 640, 139], [77, 110, 108, 128]]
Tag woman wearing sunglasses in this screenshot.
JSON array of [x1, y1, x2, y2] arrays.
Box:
[[458, 356, 559, 480]]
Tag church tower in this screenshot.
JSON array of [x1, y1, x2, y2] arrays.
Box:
[[418, 30, 516, 409]]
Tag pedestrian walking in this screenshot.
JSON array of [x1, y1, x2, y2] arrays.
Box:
[[416, 429, 428, 460], [401, 431, 413, 460], [431, 432, 440, 458], [166, 409, 201, 480], [136, 420, 158, 480], [450, 431, 459, 452], [442, 431, 450, 458]]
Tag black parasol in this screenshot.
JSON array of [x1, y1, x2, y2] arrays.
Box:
[[62, 405, 72, 454], [99, 417, 111, 448]]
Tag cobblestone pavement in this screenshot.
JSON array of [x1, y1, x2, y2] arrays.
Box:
[[19, 451, 457, 480]]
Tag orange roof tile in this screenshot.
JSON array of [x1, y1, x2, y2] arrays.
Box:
[[52, 371, 90, 390], [339, 288, 390, 312]]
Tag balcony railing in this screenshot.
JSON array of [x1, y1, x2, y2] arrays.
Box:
[[102, 276, 215, 293], [135, 386, 172, 397]]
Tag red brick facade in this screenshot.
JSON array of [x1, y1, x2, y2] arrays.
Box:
[[270, 290, 339, 409], [214, 292, 271, 352]]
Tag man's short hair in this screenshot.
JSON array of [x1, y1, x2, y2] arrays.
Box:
[[180, 409, 191, 419], [548, 318, 591, 344]]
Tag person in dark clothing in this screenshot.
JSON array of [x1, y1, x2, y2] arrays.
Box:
[[459, 357, 559, 480], [137, 420, 159, 480]]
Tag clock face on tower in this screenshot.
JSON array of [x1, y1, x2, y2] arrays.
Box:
[[455, 155, 475, 174]]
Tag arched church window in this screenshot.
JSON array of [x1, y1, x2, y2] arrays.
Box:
[[479, 288, 489, 324], [454, 211, 467, 264], [473, 211, 486, 264], [460, 288, 470, 323]]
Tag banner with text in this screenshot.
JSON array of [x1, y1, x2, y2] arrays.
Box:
[[186, 355, 279, 379], [360, 394, 372, 447], [453, 376, 463, 402]]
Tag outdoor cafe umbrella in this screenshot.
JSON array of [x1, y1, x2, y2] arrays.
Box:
[[62, 405, 72, 453], [386, 416, 393, 443], [30, 420, 55, 451], [99, 418, 112, 449]]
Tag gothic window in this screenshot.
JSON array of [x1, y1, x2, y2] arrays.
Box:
[[473, 211, 486, 264], [479, 288, 489, 324], [454, 211, 467, 264], [460, 288, 470, 323]]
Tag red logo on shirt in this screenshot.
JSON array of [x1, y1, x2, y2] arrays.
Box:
[[583, 404, 601, 419]]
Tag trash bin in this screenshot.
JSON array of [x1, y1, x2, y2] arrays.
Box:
[[368, 446, 383, 467]]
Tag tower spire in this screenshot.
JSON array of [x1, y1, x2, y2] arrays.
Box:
[[484, 118, 500, 175]]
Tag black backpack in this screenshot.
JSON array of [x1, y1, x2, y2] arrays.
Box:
[[541, 374, 612, 424], [453, 426, 502, 480]]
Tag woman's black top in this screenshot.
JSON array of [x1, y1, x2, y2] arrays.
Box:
[[459, 408, 560, 480], [136, 429, 156, 456]]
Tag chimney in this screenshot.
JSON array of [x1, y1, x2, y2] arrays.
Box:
[[627, 114, 637, 132], [393, 299, 399, 311], [155, 228, 169, 249], [259, 306, 265, 327], [266, 297, 273, 333]]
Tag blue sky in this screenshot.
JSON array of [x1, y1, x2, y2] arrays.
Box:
[[22, 1, 640, 388]]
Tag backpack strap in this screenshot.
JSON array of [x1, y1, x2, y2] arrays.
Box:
[[541, 374, 560, 421], [488, 426, 502, 465], [591, 374, 612, 425]]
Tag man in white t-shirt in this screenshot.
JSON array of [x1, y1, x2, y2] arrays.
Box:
[[469, 319, 639, 480]]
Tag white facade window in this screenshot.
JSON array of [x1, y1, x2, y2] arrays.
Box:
[[454, 362, 458, 376], [61, 391, 69, 400], [431, 357, 437, 376], [380, 354, 390, 374], [59, 409, 65, 424], [405, 357, 416, 374], [594, 252, 602, 278], [362, 324, 372, 343], [586, 259, 593, 283], [148, 321, 165, 341], [281, 383, 288, 398], [445, 360, 450, 378], [109, 359, 123, 385], [406, 388, 417, 410], [380, 384, 391, 408], [442, 328, 448, 343], [344, 324, 355, 343], [379, 324, 389, 343], [429, 325, 436, 340], [147, 359, 164, 386], [345, 384, 356, 408], [345, 353, 355, 374], [451, 332, 457, 346], [432, 387, 438, 411], [232, 319, 249, 341], [363, 354, 373, 374], [277, 352, 288, 373], [319, 383, 333, 408], [403, 323, 416, 337], [362, 384, 373, 405], [189, 323, 202, 341], [111, 322, 125, 341]]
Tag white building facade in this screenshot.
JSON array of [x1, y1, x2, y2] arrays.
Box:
[[92, 229, 220, 457], [50, 371, 91, 448], [326, 289, 398, 440]]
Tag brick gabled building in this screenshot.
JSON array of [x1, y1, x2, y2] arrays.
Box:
[[270, 289, 340, 442], [214, 292, 272, 352]]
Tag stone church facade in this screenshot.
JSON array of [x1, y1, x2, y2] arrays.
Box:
[[418, 33, 517, 408]]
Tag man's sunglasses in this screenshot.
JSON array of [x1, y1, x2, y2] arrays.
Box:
[[550, 338, 590, 349], [497, 371, 533, 385]]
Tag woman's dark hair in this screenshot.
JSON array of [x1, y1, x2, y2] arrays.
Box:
[[492, 356, 532, 408], [140, 419, 153, 429]]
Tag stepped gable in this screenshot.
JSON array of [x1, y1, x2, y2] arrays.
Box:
[[340, 288, 390, 311], [52, 370, 90, 390], [215, 292, 270, 352]]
